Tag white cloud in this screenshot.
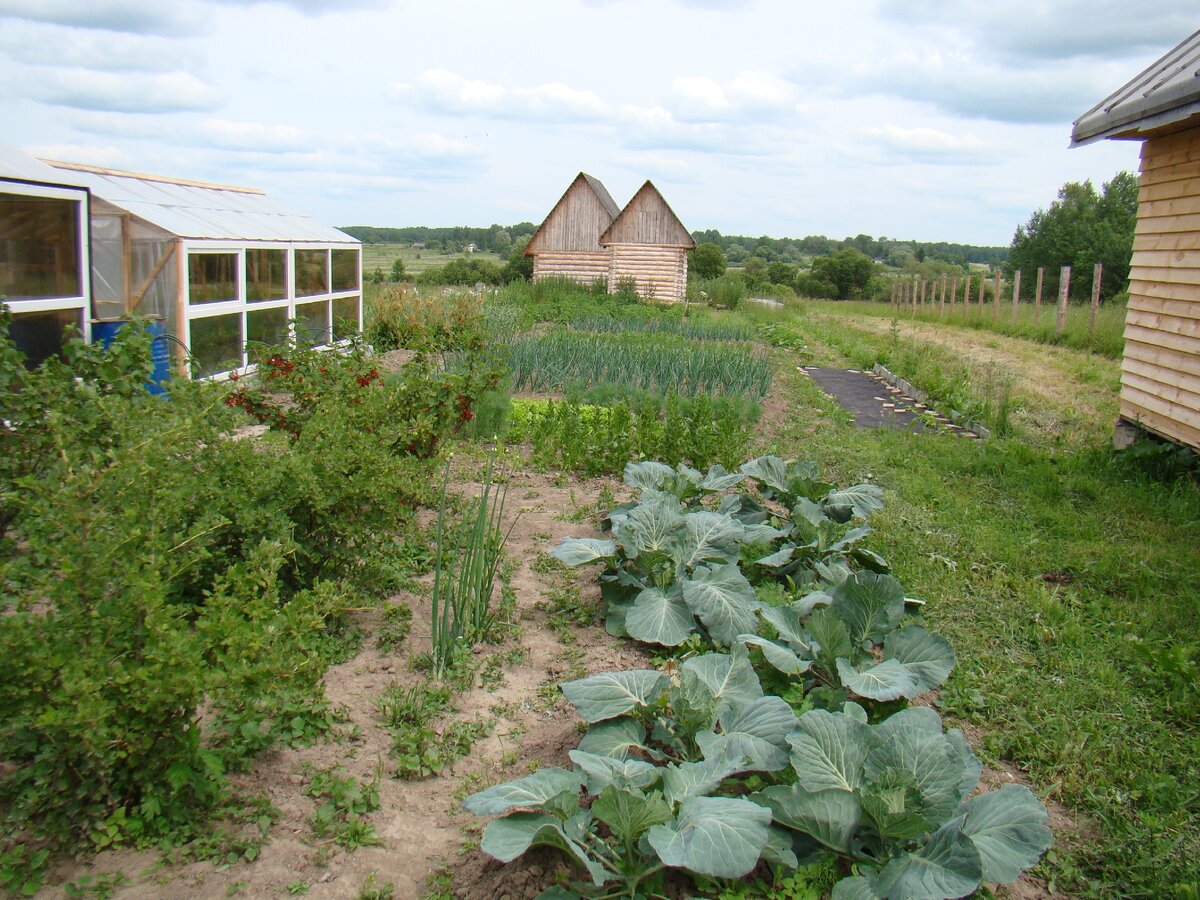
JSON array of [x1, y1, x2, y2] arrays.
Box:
[[25, 68, 219, 113], [0, 22, 200, 73], [198, 119, 308, 152], [393, 69, 611, 123], [25, 142, 128, 167], [878, 0, 1194, 62], [0, 0, 204, 35], [671, 71, 800, 122], [858, 124, 998, 164]]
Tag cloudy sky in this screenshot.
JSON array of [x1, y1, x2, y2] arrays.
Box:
[[0, 1, 1193, 246]]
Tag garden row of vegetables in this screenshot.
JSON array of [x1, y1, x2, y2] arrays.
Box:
[[463, 458, 1053, 898]]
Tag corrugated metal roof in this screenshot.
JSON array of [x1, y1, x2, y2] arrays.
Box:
[[1072, 28, 1200, 146], [0, 143, 89, 191], [41, 160, 358, 244]]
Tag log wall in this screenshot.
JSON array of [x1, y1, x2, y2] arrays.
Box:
[[608, 243, 688, 302], [1122, 125, 1200, 449], [532, 250, 611, 288]]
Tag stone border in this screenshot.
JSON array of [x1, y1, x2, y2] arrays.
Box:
[[870, 364, 991, 440]]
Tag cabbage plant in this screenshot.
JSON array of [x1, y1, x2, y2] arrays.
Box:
[[762, 705, 1053, 899]]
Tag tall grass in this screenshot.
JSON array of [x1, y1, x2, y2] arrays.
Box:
[[504, 330, 772, 398], [429, 458, 512, 678], [835, 298, 1126, 358]]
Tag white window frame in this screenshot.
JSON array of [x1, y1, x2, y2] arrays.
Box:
[[181, 240, 361, 379], [2, 180, 91, 343]]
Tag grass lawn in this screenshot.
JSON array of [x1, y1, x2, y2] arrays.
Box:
[[739, 299, 1200, 895]]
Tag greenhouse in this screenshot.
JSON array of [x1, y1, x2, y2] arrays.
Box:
[[0, 145, 92, 366], [44, 159, 362, 378]]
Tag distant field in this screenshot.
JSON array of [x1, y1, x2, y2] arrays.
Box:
[[360, 243, 506, 276]]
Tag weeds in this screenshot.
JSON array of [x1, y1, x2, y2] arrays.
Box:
[[304, 764, 382, 850]]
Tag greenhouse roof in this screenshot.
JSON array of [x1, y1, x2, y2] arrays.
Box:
[[0, 143, 89, 190], [42, 160, 358, 244]]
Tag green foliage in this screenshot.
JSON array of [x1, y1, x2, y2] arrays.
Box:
[[376, 682, 490, 780], [304, 765, 382, 850], [692, 242, 728, 280], [0, 317, 463, 889], [695, 272, 747, 309], [365, 286, 486, 353], [465, 644, 1046, 898], [808, 249, 878, 301], [430, 457, 513, 677], [505, 329, 772, 398], [377, 603, 414, 654], [509, 395, 752, 476], [389, 257, 406, 282], [417, 256, 505, 286], [1009, 171, 1137, 301]]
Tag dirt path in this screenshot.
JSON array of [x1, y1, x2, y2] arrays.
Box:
[[46, 469, 651, 900]]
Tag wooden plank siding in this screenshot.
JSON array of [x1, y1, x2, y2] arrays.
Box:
[[1120, 125, 1200, 449], [607, 244, 688, 302], [525, 173, 619, 286]]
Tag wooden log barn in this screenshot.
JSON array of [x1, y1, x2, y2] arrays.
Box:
[[523, 172, 622, 288], [525, 174, 695, 301], [601, 181, 695, 302], [1072, 28, 1200, 451]]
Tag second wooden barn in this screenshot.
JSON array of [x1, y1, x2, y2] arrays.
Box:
[[601, 181, 695, 302], [1072, 28, 1200, 450]]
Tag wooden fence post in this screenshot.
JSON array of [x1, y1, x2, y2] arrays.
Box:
[[1089, 262, 1103, 335], [964, 274, 973, 309], [977, 275, 985, 312], [1011, 270, 1022, 321], [1055, 265, 1071, 337], [920, 279, 927, 311], [993, 271, 1002, 320], [1034, 267, 1044, 316], [940, 274, 948, 314], [950, 276, 958, 311]]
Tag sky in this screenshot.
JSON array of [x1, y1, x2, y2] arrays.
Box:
[[0, 1, 1194, 247]]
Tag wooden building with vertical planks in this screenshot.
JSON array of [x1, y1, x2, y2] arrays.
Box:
[[1072, 29, 1200, 450], [523, 173, 621, 288], [601, 181, 695, 302]]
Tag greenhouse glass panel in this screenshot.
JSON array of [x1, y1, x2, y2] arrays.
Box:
[[294, 249, 328, 297], [190, 313, 244, 377], [332, 295, 360, 340], [0, 195, 81, 299], [246, 248, 287, 302], [246, 305, 290, 349], [6, 308, 80, 369], [332, 248, 359, 291], [189, 253, 238, 305], [295, 299, 329, 344]]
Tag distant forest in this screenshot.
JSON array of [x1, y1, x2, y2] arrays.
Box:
[[340, 224, 1008, 268]]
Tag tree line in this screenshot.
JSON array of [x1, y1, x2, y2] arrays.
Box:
[[690, 230, 1009, 268], [341, 223, 538, 255]]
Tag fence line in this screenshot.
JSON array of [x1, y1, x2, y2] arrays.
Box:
[[882, 262, 1109, 337]]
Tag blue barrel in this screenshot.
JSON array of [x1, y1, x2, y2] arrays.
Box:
[[92, 319, 172, 394]]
